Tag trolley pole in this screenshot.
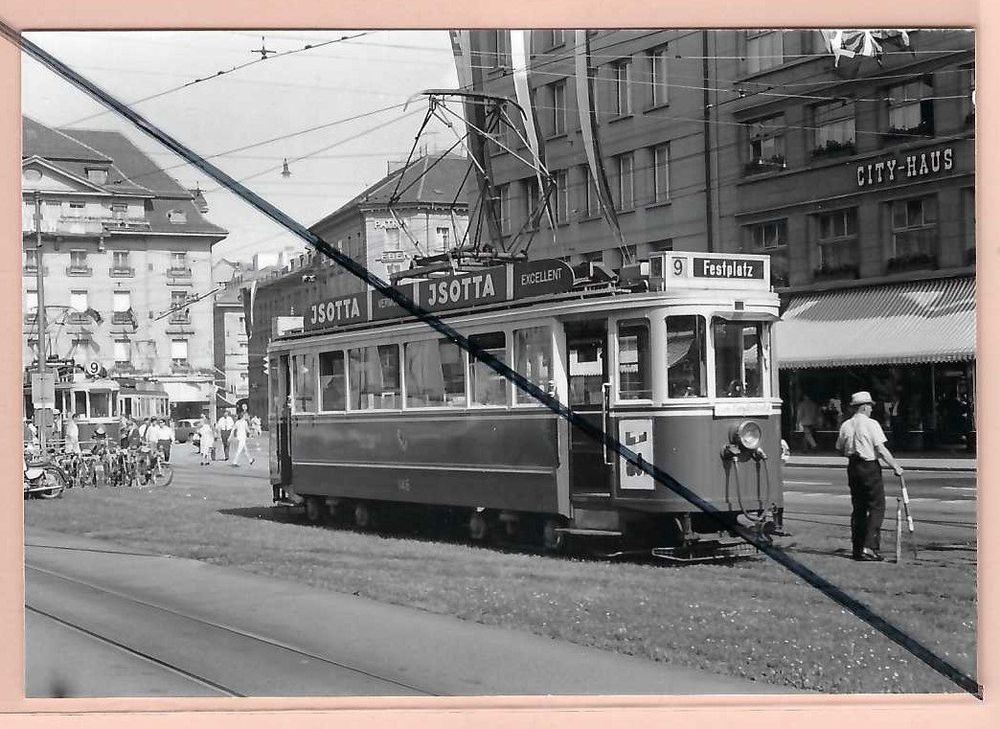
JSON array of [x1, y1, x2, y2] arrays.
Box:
[[33, 190, 50, 452]]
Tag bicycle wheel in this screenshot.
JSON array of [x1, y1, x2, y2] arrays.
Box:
[[36, 466, 68, 499], [152, 463, 174, 487]]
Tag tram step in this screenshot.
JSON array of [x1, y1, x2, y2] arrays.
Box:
[[556, 527, 624, 537]]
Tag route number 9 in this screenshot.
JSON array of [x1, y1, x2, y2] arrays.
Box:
[[672, 258, 684, 276]]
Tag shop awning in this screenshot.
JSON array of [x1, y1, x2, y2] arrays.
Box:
[[161, 381, 209, 403], [775, 276, 975, 369]]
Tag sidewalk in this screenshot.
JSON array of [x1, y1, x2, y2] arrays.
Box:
[[787, 454, 976, 472]]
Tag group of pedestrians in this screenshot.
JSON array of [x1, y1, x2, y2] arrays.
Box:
[[197, 410, 258, 468], [117, 416, 175, 462]]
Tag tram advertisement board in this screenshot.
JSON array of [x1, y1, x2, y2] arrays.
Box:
[[512, 259, 574, 299], [304, 292, 369, 330], [371, 282, 416, 322]]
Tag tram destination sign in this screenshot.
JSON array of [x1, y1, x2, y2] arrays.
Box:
[[692, 257, 765, 280]]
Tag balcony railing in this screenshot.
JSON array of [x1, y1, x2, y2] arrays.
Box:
[[166, 267, 193, 279], [67, 312, 92, 325], [66, 265, 93, 277], [112, 310, 136, 326], [743, 156, 786, 175], [169, 311, 191, 325], [109, 266, 135, 278]]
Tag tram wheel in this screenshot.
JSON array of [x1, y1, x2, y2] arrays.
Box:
[[541, 517, 567, 553], [468, 511, 490, 542], [305, 496, 327, 525], [354, 502, 376, 530]]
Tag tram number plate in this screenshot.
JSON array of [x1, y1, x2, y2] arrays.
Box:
[[618, 419, 655, 491]]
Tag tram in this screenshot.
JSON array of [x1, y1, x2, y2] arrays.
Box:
[[267, 252, 784, 558]]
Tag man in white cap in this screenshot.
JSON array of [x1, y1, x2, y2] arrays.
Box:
[[836, 391, 904, 561]]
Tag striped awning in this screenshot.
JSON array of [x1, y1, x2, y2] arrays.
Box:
[[775, 276, 975, 369]]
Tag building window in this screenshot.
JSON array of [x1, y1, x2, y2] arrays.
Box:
[[86, 168, 108, 184], [167, 209, 187, 224], [24, 249, 38, 271], [887, 78, 935, 137], [69, 249, 90, 274], [647, 45, 669, 107], [112, 250, 131, 272], [552, 170, 569, 223], [611, 59, 631, 116], [540, 29, 564, 49], [814, 208, 859, 275], [578, 165, 598, 218], [487, 30, 510, 69], [170, 290, 190, 323], [435, 227, 450, 252], [746, 116, 785, 174], [890, 196, 938, 265], [813, 100, 856, 157], [170, 339, 189, 366], [25, 289, 38, 313], [523, 177, 539, 228], [114, 340, 130, 363], [744, 219, 788, 287], [651, 143, 670, 203], [170, 251, 188, 272], [385, 226, 400, 251], [113, 291, 131, 313], [614, 153, 634, 211], [70, 290, 89, 313], [548, 80, 566, 136], [66, 201, 85, 217], [746, 30, 783, 74], [110, 203, 128, 218]]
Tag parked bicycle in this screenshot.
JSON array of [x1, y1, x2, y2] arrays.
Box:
[[135, 443, 174, 487], [23, 450, 69, 499]]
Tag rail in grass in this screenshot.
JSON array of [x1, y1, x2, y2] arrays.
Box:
[[267, 252, 785, 560]]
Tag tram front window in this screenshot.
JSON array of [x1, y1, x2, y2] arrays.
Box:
[[618, 320, 651, 400], [666, 315, 706, 398], [90, 391, 110, 418], [713, 319, 765, 398], [349, 344, 401, 410]]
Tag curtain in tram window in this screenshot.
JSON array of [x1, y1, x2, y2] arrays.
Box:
[[405, 340, 445, 405]]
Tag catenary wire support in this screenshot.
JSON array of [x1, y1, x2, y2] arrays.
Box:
[[2, 23, 980, 700]]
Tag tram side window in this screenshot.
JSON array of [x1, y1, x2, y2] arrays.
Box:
[[349, 345, 401, 410], [468, 331, 508, 406], [712, 319, 764, 398], [513, 326, 553, 405], [666, 315, 706, 398], [405, 339, 466, 408], [319, 351, 346, 411], [90, 391, 110, 418], [291, 353, 317, 412], [618, 320, 652, 400], [74, 391, 87, 416]]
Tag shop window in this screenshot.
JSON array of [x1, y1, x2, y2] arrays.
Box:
[[349, 344, 400, 410], [889, 196, 938, 269], [746, 116, 786, 174], [814, 208, 859, 277], [745, 31, 783, 74], [813, 100, 856, 157], [647, 46, 669, 107], [611, 59, 631, 116], [887, 78, 935, 138], [405, 339, 466, 408], [618, 319, 651, 400], [713, 319, 764, 398], [666, 315, 706, 398], [319, 350, 346, 411], [468, 331, 508, 406], [743, 219, 788, 287], [650, 143, 670, 203], [513, 326, 553, 404], [291, 352, 315, 412]]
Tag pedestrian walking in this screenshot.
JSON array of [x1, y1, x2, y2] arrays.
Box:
[[229, 412, 255, 467], [796, 394, 820, 451], [155, 418, 173, 463], [835, 391, 905, 562], [197, 418, 215, 466], [64, 414, 81, 454], [216, 410, 235, 461]]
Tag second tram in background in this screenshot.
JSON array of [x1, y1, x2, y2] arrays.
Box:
[[267, 252, 784, 560]]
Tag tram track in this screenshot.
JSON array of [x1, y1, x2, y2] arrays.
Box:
[[25, 563, 439, 697]]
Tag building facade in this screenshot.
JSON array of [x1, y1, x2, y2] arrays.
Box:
[[245, 155, 473, 418], [22, 117, 229, 419]]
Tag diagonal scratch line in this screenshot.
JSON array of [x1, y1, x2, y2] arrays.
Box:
[[4, 24, 981, 699]]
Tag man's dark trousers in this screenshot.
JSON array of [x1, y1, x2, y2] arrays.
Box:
[[219, 430, 231, 460], [847, 455, 885, 556]]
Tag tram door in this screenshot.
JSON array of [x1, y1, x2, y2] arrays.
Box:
[[272, 354, 293, 485], [565, 321, 613, 497]]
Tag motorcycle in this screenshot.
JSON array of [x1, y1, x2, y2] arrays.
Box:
[[24, 455, 68, 499]]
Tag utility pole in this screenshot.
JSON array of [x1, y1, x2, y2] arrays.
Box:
[[32, 190, 51, 451]]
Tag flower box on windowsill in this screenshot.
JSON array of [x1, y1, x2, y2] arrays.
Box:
[[886, 254, 938, 275], [812, 264, 859, 282], [811, 140, 856, 159], [171, 361, 191, 373], [884, 122, 934, 141], [167, 267, 193, 279], [66, 265, 92, 277], [743, 157, 786, 176]]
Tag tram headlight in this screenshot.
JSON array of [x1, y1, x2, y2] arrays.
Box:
[[731, 421, 762, 451]]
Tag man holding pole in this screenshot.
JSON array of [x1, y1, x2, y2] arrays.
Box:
[[836, 391, 904, 562]]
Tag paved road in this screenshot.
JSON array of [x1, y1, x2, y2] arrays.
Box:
[[25, 528, 789, 699], [782, 465, 976, 543]]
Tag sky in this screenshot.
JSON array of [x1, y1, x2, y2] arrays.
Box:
[[21, 30, 461, 264]]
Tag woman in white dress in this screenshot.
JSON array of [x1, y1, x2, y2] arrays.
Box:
[[198, 418, 215, 466]]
